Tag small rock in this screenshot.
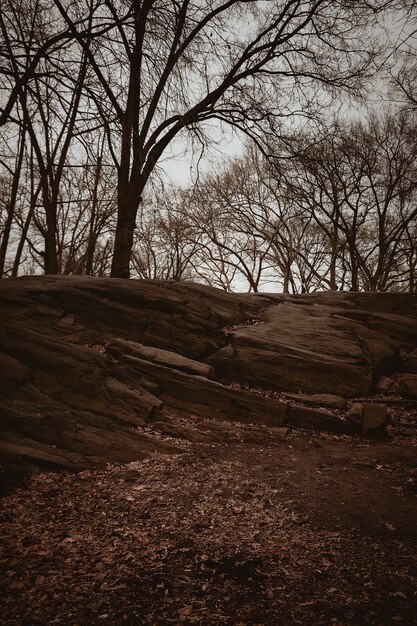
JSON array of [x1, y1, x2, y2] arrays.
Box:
[[287, 405, 352, 434], [346, 403, 363, 425], [397, 374, 417, 399], [269, 426, 289, 436], [106, 338, 214, 378], [0, 352, 30, 385], [361, 403, 390, 435], [347, 402, 390, 434], [376, 376, 397, 395], [402, 348, 417, 374]]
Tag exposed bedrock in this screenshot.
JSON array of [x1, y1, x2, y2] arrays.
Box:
[[207, 294, 417, 396], [0, 276, 416, 474]]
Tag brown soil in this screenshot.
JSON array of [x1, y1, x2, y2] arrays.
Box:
[[1, 416, 416, 626]]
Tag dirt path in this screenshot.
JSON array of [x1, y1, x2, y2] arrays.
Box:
[[1, 424, 416, 626]]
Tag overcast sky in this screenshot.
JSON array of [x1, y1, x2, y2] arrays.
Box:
[[160, 8, 416, 189]]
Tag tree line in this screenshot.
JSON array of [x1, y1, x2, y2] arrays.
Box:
[[133, 111, 417, 292], [0, 0, 416, 291]]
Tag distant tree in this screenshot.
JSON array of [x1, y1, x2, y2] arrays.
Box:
[[400, 220, 417, 291], [391, 52, 417, 111], [182, 110, 417, 293], [56, 142, 117, 276], [187, 147, 342, 293], [387, 0, 417, 109], [131, 191, 200, 281], [274, 112, 417, 291]]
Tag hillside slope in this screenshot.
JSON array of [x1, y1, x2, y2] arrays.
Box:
[[1, 276, 416, 476]]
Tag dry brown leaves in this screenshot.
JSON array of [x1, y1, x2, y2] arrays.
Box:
[[1, 424, 416, 625]]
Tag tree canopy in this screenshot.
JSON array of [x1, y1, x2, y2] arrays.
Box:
[[0, 0, 415, 285]]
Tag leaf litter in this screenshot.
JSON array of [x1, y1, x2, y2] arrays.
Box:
[[1, 411, 416, 625]]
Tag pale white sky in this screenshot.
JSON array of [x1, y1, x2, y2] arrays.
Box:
[[158, 7, 416, 189], [159, 123, 246, 187]]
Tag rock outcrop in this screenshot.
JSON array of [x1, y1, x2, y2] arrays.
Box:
[[1, 276, 416, 475], [208, 293, 417, 396]]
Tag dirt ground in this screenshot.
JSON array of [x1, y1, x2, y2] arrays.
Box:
[[1, 413, 416, 626]]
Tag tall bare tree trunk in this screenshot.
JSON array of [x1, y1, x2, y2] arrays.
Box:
[[329, 235, 338, 290], [111, 203, 136, 278], [85, 148, 103, 275], [44, 201, 59, 274], [0, 127, 26, 275]]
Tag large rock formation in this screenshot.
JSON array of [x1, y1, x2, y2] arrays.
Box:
[[1, 276, 416, 475], [207, 293, 417, 396]]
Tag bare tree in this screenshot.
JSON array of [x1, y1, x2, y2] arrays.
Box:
[[0, 123, 27, 276], [131, 190, 200, 281], [391, 52, 417, 110], [181, 109, 417, 294], [274, 111, 417, 291], [388, 0, 417, 109], [0, 0, 117, 274], [0, 0, 121, 127], [1, 0, 412, 281], [43, 0, 399, 278]]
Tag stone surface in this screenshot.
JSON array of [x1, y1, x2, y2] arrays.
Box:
[[1, 276, 416, 473], [286, 405, 352, 434], [397, 374, 417, 399], [119, 354, 289, 427], [0, 275, 259, 359], [206, 292, 417, 397], [283, 393, 347, 409], [0, 276, 261, 473], [362, 404, 390, 434], [106, 338, 214, 378]]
